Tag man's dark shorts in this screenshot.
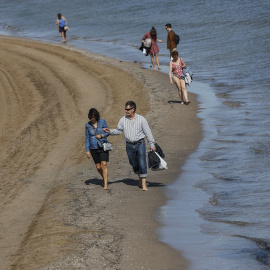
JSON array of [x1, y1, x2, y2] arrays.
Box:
[[90, 147, 109, 164], [59, 26, 66, 33]]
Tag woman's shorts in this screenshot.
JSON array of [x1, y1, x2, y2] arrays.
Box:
[[90, 147, 109, 164], [59, 26, 66, 33]]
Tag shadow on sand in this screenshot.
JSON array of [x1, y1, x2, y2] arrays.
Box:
[[85, 178, 165, 188], [168, 100, 183, 104], [110, 178, 165, 188], [85, 178, 103, 187]]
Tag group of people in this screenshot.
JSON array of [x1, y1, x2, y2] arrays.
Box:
[[85, 101, 155, 191], [80, 21, 192, 190], [142, 24, 191, 105], [56, 15, 190, 105]]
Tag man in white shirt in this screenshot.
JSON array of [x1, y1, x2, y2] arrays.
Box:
[[103, 101, 156, 191]]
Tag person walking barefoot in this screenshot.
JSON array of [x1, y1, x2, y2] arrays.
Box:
[[169, 50, 191, 105], [103, 101, 156, 191], [85, 108, 110, 190], [56, 13, 68, 42], [142, 27, 162, 70]]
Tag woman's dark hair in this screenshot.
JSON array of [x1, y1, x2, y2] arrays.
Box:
[[88, 108, 100, 121], [57, 13, 62, 19], [172, 50, 179, 57], [125, 101, 136, 112], [150, 27, 157, 39]]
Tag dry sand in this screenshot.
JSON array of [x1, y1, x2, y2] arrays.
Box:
[[0, 36, 202, 270]]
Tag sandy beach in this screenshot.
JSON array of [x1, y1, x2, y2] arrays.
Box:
[[0, 36, 202, 269]]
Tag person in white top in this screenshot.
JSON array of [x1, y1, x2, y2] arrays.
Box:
[[103, 101, 156, 191]]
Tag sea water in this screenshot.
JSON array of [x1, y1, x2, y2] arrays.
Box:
[[1, 0, 270, 269]]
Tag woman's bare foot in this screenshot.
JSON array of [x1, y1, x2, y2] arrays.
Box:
[[103, 179, 108, 189]]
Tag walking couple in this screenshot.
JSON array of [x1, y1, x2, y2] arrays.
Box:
[[85, 101, 156, 191]]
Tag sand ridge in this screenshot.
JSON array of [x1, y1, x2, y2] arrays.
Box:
[[0, 36, 201, 269]]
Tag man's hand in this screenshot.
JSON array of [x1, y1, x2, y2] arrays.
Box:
[[103, 128, 110, 133], [151, 147, 156, 151]]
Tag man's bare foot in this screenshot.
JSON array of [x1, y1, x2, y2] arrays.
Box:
[[158, 67, 162, 70], [103, 186, 109, 190], [141, 178, 148, 191]]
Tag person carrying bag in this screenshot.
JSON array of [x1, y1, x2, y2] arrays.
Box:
[[85, 108, 111, 189]]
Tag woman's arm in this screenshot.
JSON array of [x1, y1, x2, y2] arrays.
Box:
[[85, 125, 91, 158], [169, 61, 174, 85], [181, 58, 186, 68], [56, 19, 60, 30], [62, 16, 68, 26]]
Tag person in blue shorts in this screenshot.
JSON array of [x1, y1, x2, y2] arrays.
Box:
[[56, 13, 68, 41]]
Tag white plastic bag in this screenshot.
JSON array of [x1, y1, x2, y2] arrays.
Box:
[[151, 152, 168, 171], [144, 38, 152, 48], [185, 73, 192, 84]]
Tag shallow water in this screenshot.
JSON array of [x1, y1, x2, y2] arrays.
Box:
[[1, 0, 270, 269]]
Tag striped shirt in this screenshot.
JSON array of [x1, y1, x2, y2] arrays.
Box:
[[109, 114, 155, 148]]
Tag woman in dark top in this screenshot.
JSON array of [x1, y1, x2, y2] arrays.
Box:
[[85, 108, 110, 189]]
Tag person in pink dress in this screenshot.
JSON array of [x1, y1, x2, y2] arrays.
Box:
[[142, 27, 162, 70]]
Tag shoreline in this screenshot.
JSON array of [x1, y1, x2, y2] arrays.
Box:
[[0, 36, 202, 269]]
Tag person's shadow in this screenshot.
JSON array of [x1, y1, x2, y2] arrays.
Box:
[[110, 178, 166, 188], [85, 178, 165, 188], [85, 178, 103, 186], [168, 100, 182, 104]]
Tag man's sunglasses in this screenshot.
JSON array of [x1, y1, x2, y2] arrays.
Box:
[[125, 108, 134, 111]]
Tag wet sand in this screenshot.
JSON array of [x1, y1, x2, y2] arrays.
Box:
[[0, 36, 202, 270]]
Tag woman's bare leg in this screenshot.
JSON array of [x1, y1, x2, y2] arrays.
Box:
[[96, 163, 103, 178], [173, 77, 184, 103], [101, 161, 108, 189], [150, 54, 156, 70], [155, 54, 161, 70], [180, 79, 190, 103], [61, 31, 66, 41]]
